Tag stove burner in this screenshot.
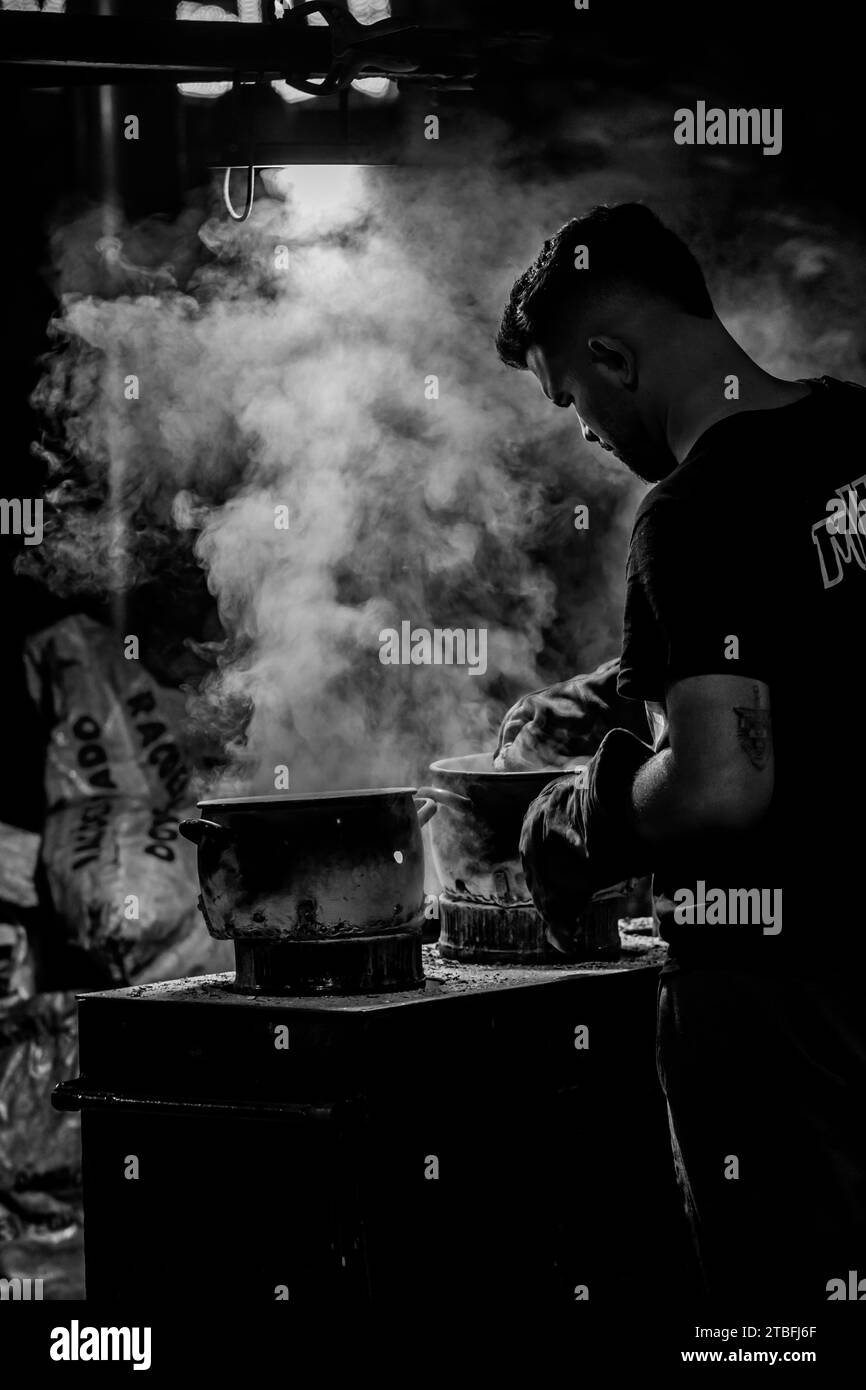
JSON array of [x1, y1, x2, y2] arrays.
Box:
[[437, 891, 622, 964], [438, 892, 557, 963], [232, 924, 425, 996]]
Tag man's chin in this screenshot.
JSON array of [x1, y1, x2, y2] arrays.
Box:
[[589, 436, 675, 483], [623, 453, 677, 484]]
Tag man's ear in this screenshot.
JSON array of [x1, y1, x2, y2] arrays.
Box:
[[587, 335, 637, 389]]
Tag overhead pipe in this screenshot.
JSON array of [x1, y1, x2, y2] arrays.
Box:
[[0, 6, 586, 88]]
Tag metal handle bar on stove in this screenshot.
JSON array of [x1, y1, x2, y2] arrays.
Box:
[[51, 1078, 348, 1124]]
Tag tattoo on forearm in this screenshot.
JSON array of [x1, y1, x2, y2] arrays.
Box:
[[733, 685, 772, 770]]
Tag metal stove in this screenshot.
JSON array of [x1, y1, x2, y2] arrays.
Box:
[[53, 934, 692, 1312]]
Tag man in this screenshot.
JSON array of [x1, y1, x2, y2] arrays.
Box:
[[494, 202, 866, 1304], [494, 656, 650, 770]]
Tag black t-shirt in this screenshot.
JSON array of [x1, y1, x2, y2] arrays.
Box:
[[617, 376, 866, 971]]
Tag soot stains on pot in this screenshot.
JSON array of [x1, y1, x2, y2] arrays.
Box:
[[178, 789, 436, 993]]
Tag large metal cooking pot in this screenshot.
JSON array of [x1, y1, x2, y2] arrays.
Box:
[[179, 788, 436, 942], [418, 752, 589, 904]]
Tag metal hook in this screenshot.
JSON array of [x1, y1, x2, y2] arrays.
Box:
[[222, 72, 264, 223], [223, 162, 257, 222]]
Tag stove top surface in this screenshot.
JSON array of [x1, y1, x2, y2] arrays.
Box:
[[81, 930, 665, 1012]]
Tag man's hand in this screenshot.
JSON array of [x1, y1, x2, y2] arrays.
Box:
[[519, 774, 595, 953], [494, 657, 648, 771], [495, 682, 595, 770], [578, 727, 656, 886], [494, 683, 594, 772]]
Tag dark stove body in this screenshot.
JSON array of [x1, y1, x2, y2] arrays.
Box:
[[57, 957, 693, 1311]]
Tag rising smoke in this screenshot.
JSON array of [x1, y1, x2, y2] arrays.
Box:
[[24, 150, 642, 793], [21, 105, 866, 794]]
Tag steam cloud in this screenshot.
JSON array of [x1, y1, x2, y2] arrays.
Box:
[[24, 153, 640, 793], [22, 109, 865, 795]]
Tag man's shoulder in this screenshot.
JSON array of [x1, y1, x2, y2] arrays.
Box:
[[819, 374, 866, 397], [629, 479, 683, 538], [804, 373, 866, 419], [631, 375, 866, 536]]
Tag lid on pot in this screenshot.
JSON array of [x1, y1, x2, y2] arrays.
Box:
[[197, 787, 418, 810]]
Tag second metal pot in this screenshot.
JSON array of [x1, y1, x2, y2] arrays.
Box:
[[418, 752, 589, 904]]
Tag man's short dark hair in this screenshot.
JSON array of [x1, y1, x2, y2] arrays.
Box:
[[496, 203, 714, 369]]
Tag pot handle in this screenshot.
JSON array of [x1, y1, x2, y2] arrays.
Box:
[[178, 818, 232, 847], [416, 785, 472, 811], [413, 795, 438, 828]]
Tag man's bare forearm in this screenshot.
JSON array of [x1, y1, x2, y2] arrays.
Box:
[[630, 748, 704, 846], [631, 745, 768, 847]]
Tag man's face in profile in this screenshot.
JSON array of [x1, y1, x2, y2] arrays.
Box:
[[526, 341, 676, 484]]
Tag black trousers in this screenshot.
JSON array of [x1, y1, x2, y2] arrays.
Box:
[[656, 964, 866, 1305]]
